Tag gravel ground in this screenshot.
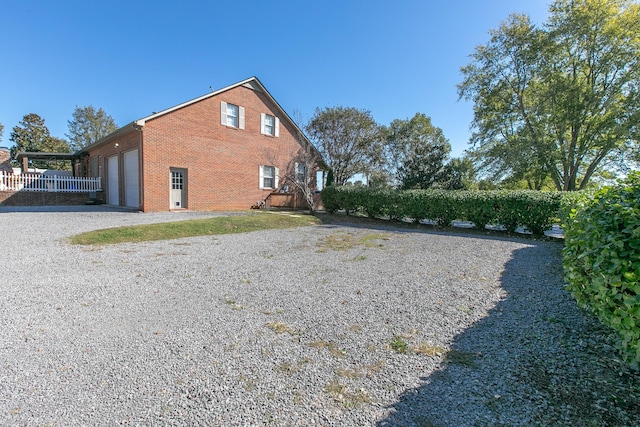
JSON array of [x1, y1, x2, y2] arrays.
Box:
[[0, 206, 637, 426]]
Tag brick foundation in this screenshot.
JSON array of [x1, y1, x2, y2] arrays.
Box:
[[0, 191, 91, 206]]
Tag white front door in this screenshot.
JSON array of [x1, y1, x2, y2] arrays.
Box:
[[123, 149, 139, 208], [107, 155, 119, 205], [170, 169, 186, 209]]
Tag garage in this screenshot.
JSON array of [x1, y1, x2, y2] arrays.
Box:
[[123, 149, 139, 208]]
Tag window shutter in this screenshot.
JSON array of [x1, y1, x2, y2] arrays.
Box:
[[239, 106, 245, 129], [260, 113, 266, 135], [259, 165, 264, 189], [274, 117, 280, 137], [220, 101, 227, 125], [275, 167, 280, 189]]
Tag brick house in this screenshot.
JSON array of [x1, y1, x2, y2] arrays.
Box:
[[80, 77, 320, 212]]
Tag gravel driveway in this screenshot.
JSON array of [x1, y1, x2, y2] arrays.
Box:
[[0, 206, 634, 426]]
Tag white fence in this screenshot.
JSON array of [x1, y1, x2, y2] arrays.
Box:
[[0, 171, 102, 193]]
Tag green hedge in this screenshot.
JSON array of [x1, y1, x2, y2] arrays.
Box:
[[563, 173, 640, 368], [321, 186, 562, 235]]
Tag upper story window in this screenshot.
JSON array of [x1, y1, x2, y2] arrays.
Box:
[[260, 113, 280, 137], [221, 101, 245, 129]]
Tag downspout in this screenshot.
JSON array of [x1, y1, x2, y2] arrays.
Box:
[[133, 121, 144, 212]]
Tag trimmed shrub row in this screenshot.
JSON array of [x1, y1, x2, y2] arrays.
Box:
[[321, 186, 562, 235], [562, 173, 640, 368]]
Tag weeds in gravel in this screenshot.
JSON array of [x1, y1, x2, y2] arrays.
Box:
[[324, 379, 374, 408], [70, 212, 321, 245], [349, 324, 363, 333], [390, 336, 409, 353], [238, 374, 256, 392], [415, 342, 445, 357], [335, 368, 363, 378], [316, 231, 390, 252], [309, 340, 347, 357], [224, 298, 245, 311], [266, 321, 297, 335]]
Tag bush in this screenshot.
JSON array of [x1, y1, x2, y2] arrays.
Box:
[[320, 186, 562, 235], [563, 173, 640, 368]]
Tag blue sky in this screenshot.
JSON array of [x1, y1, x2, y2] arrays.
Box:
[[0, 0, 550, 157]]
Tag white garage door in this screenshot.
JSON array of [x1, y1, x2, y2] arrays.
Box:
[[123, 149, 139, 208], [106, 155, 119, 205]]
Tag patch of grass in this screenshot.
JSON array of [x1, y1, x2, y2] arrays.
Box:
[[317, 232, 359, 251], [267, 321, 297, 335], [70, 212, 321, 245], [324, 379, 374, 408], [350, 255, 368, 262], [335, 368, 363, 378], [316, 231, 390, 252], [360, 233, 391, 248], [414, 342, 445, 357], [224, 299, 245, 311], [349, 324, 363, 333], [309, 340, 347, 358], [365, 360, 385, 378], [390, 336, 409, 354]]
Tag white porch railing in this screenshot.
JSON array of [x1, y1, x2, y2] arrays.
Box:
[[0, 171, 102, 193]]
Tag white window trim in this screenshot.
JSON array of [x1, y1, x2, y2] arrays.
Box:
[[260, 112, 280, 137], [294, 162, 306, 183], [220, 101, 245, 129], [259, 165, 279, 190]]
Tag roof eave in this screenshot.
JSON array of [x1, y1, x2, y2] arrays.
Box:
[[76, 122, 139, 155]]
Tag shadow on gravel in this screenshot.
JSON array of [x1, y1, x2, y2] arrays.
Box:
[[377, 242, 640, 427]]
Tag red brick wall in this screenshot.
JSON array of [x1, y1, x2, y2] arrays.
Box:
[[140, 84, 308, 212], [85, 129, 140, 207], [0, 191, 90, 206], [82, 83, 311, 212]]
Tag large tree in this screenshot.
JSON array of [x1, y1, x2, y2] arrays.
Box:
[[459, 0, 640, 191], [9, 113, 71, 168], [385, 113, 452, 189], [66, 105, 118, 151], [306, 106, 383, 186]]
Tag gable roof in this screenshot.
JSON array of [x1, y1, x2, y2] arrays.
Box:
[[79, 76, 313, 154]]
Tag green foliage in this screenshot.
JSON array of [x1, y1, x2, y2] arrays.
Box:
[[459, 0, 640, 191], [385, 113, 451, 189], [563, 172, 640, 368], [306, 106, 384, 186], [70, 212, 321, 245], [321, 186, 562, 235], [390, 336, 409, 354], [9, 113, 71, 169], [325, 169, 334, 187], [66, 105, 118, 151]]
